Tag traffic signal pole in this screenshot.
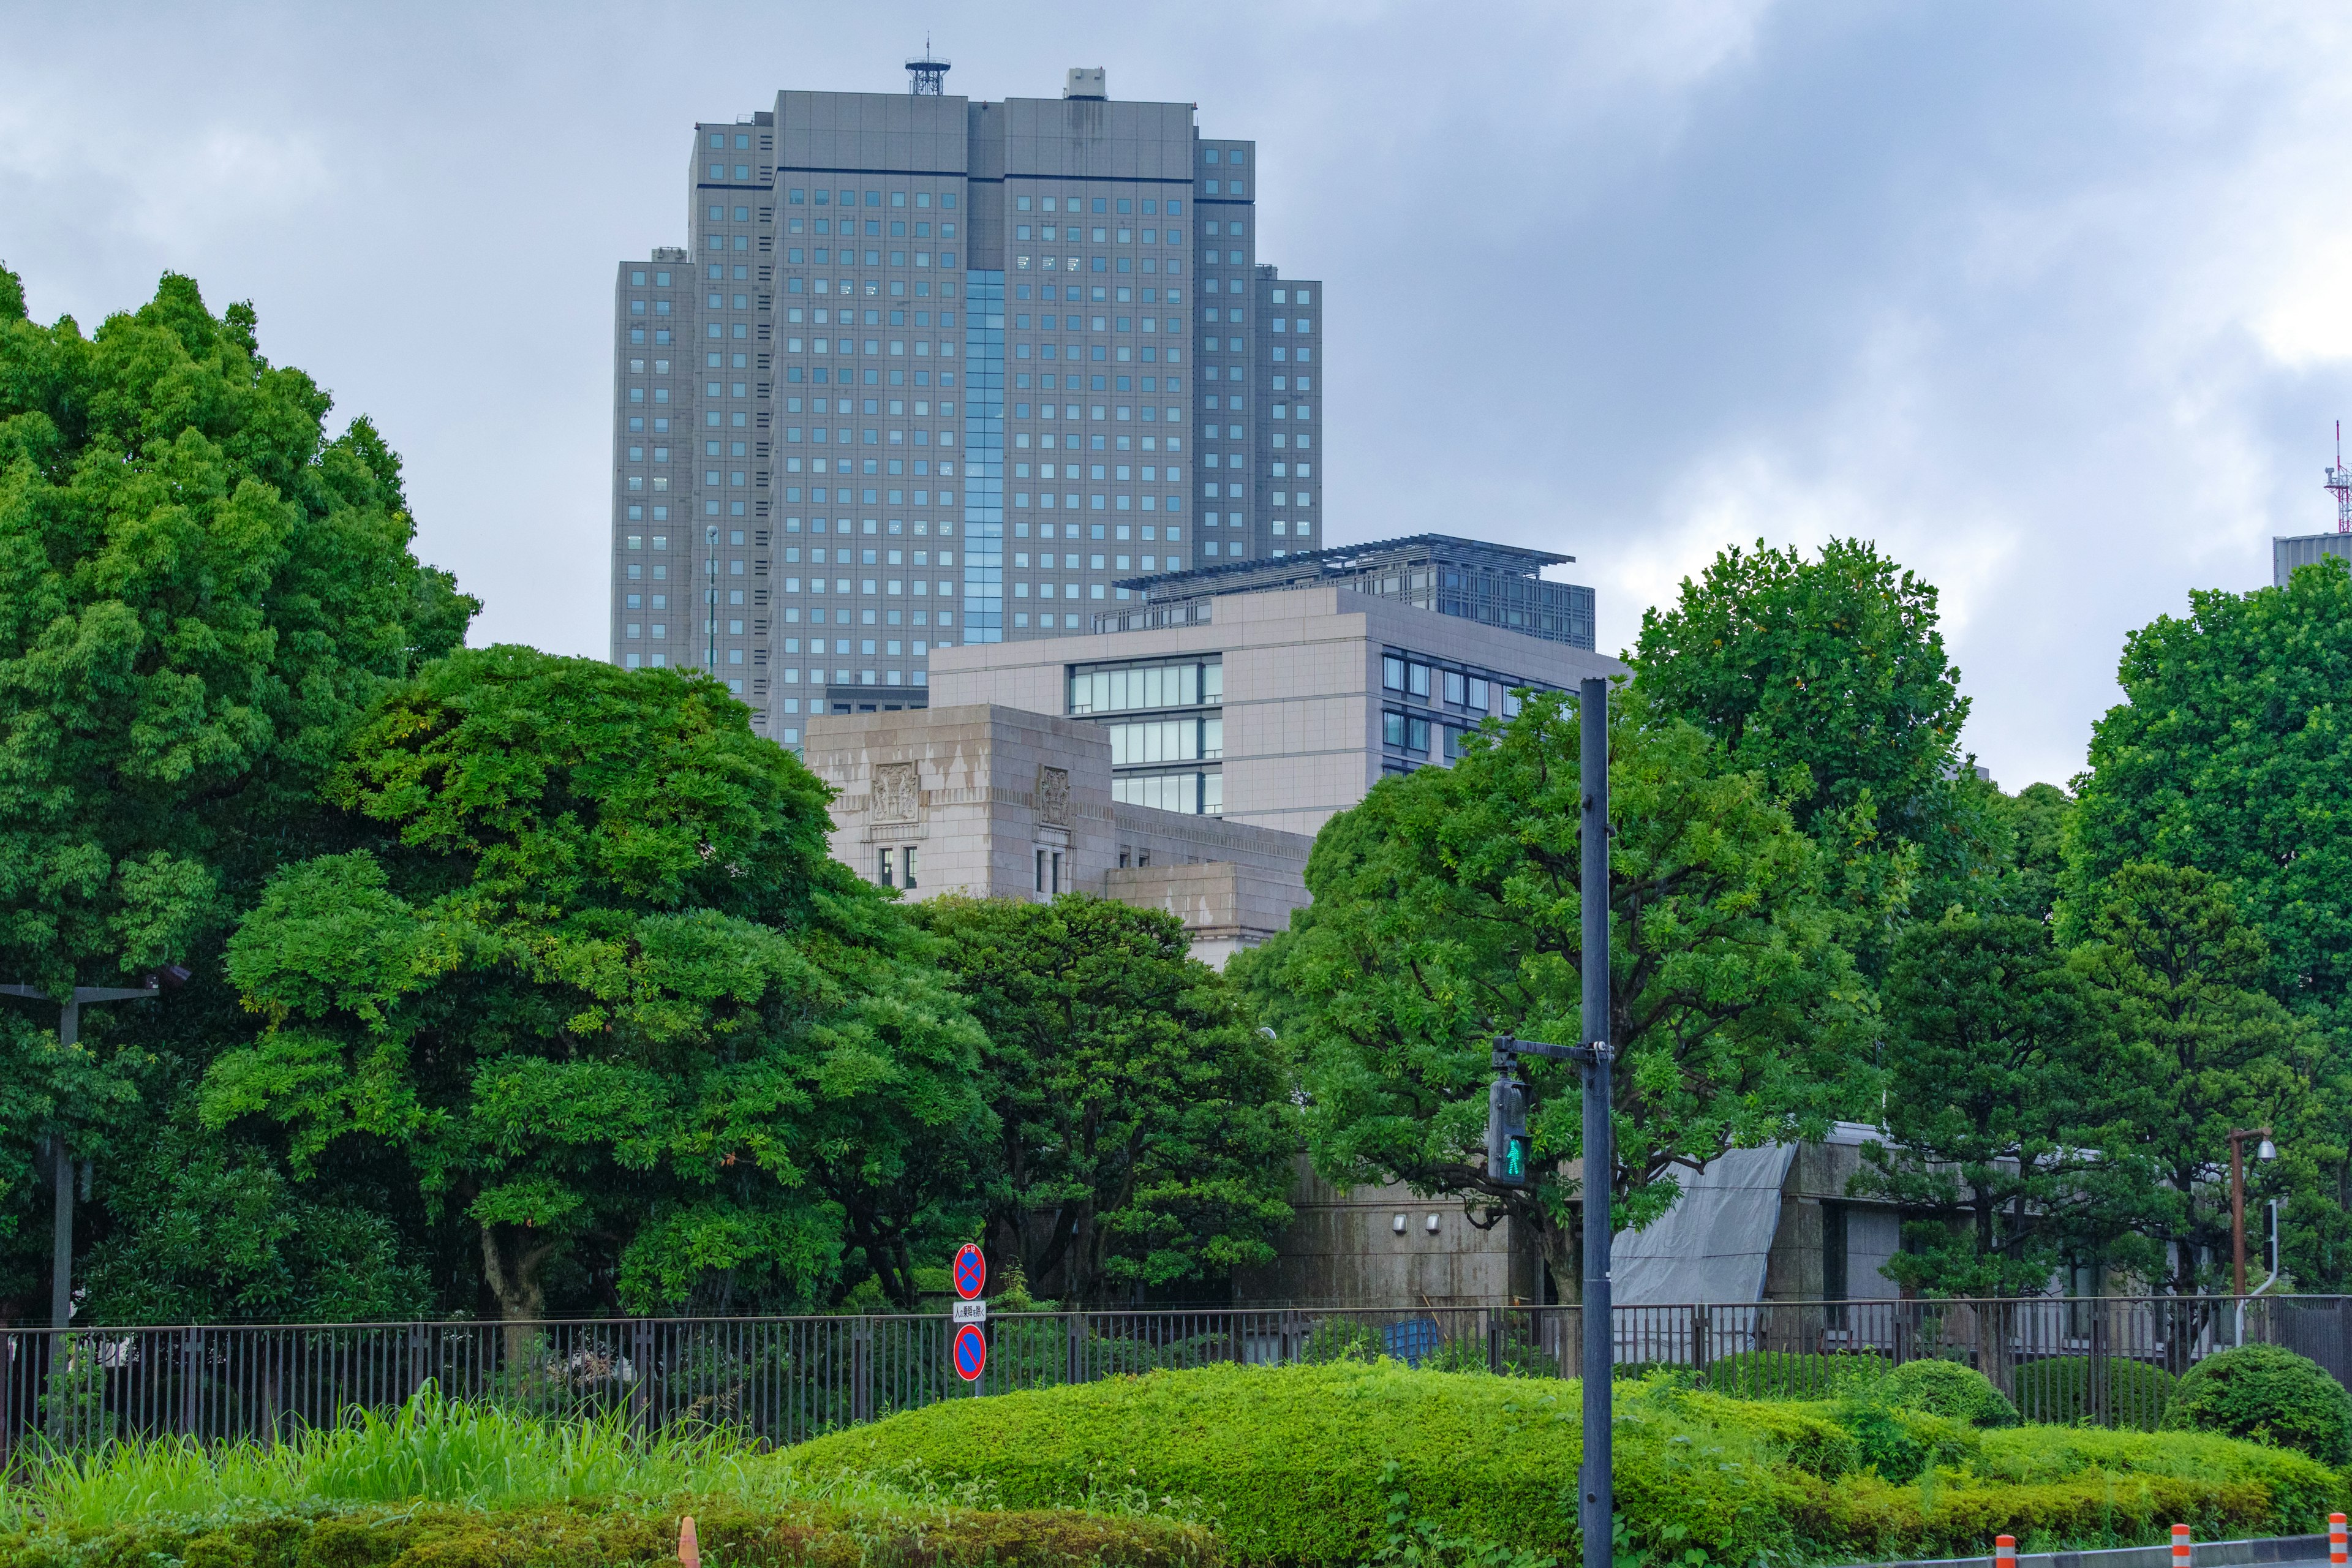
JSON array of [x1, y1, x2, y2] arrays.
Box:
[[1484, 677, 1613, 1568], [1577, 675, 1612, 1568]]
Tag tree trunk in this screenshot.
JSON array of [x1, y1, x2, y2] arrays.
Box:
[[481, 1223, 558, 1370], [1539, 1212, 1578, 1303]]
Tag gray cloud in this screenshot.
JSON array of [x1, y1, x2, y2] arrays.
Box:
[[5, 0, 2345, 790]]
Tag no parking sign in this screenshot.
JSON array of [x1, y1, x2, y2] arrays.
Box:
[[952, 1321, 987, 1382], [951, 1243, 987, 1382]]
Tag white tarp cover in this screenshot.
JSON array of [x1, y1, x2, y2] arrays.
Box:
[[1611, 1142, 1799, 1305]]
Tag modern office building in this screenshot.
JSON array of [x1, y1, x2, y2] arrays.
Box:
[[2274, 531, 2352, 587], [803, 545, 1616, 965], [928, 552, 1618, 838], [607, 62, 1328, 741]]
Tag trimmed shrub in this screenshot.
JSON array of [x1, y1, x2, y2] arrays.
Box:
[[1703, 1349, 1886, 1401], [1972, 1423, 2338, 1517], [788, 1362, 1814, 1568], [0, 1500, 1216, 1568], [1794, 1471, 2287, 1562], [2011, 1357, 2177, 1431], [784, 1361, 2342, 1567], [1827, 1400, 1982, 1483], [1883, 1359, 2019, 1428], [2162, 1343, 2352, 1463]]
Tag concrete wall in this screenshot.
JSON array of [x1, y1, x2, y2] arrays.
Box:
[[1235, 1158, 1551, 1307], [802, 701, 1310, 964]]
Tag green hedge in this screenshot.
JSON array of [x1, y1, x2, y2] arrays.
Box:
[[2012, 1357, 2178, 1431], [1883, 1360, 2019, 1428], [0, 1500, 1216, 1568], [1793, 1472, 2286, 1562], [783, 1362, 2342, 1568], [2163, 1344, 2352, 1464]]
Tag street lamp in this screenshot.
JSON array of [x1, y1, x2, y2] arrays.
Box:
[[2228, 1126, 2277, 1298], [0, 979, 168, 1327]]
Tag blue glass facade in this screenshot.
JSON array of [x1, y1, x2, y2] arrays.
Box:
[[962, 270, 1006, 642]]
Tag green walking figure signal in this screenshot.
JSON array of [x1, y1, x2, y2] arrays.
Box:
[[1487, 1076, 1531, 1187]]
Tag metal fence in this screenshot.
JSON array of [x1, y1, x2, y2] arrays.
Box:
[[4, 1295, 2344, 1460]]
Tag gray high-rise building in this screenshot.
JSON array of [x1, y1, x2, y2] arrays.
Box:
[[607, 62, 1327, 748]]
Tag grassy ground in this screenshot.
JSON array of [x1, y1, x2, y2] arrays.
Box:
[[2, 1368, 2342, 1568]]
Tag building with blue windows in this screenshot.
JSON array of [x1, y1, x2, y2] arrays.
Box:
[[606, 63, 1327, 744]]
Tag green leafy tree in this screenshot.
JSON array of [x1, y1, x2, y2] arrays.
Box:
[[1850, 911, 2111, 1295], [913, 894, 1295, 1306], [2073, 864, 2319, 1295], [203, 647, 993, 1327], [1982, 782, 2074, 922], [1632, 538, 2000, 924], [77, 1101, 432, 1324], [2067, 559, 2352, 1020], [1234, 685, 1869, 1295], [0, 265, 471, 1316]]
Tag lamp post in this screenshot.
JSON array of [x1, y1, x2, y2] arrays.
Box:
[[1, 980, 164, 1327], [2227, 1126, 2276, 1298]]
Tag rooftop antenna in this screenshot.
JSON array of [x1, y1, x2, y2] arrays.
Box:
[[907, 36, 951, 96], [2326, 421, 2352, 534]]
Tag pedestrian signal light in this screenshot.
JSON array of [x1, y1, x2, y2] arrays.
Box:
[[1487, 1077, 1531, 1188]]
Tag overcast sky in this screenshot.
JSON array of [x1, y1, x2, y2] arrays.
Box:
[[6, 1, 2348, 791]]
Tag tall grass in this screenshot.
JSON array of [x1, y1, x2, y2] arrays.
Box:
[[0, 1383, 865, 1534]]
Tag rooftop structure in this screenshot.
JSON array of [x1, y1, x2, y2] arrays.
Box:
[[2274, 532, 2352, 587], [1100, 533, 1596, 649]]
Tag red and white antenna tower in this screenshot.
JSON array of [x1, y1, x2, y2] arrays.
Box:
[[2328, 421, 2352, 534]]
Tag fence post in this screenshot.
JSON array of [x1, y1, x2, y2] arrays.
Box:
[[631, 1319, 654, 1436], [2088, 1302, 2109, 1428], [851, 1317, 873, 1425], [1693, 1303, 1712, 1385], [181, 1325, 202, 1440], [1068, 1311, 1086, 1385]]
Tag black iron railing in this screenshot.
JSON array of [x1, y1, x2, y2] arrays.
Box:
[[3, 1295, 2340, 1458]]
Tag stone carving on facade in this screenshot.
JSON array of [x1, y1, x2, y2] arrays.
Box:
[[1036, 765, 1071, 826], [870, 762, 921, 824]]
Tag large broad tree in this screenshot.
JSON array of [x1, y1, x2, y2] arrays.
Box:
[[2072, 864, 2320, 1296], [203, 647, 993, 1325], [1234, 685, 1869, 1297], [0, 266, 472, 1319], [1849, 911, 2114, 1296], [1632, 538, 2003, 927], [2067, 559, 2352, 1025], [913, 894, 1295, 1306]]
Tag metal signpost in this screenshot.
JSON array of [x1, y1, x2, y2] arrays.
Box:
[[1, 980, 165, 1327], [1483, 675, 1613, 1568], [952, 1243, 988, 1385]]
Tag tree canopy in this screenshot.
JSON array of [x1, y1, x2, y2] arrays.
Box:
[[1852, 911, 2108, 1296], [0, 266, 472, 1319], [1632, 538, 2000, 922], [914, 893, 1294, 1306], [1235, 685, 1869, 1295], [203, 646, 992, 1321], [2067, 557, 2352, 1023]]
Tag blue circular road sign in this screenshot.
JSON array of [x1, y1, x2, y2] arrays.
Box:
[[953, 1322, 987, 1382]]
